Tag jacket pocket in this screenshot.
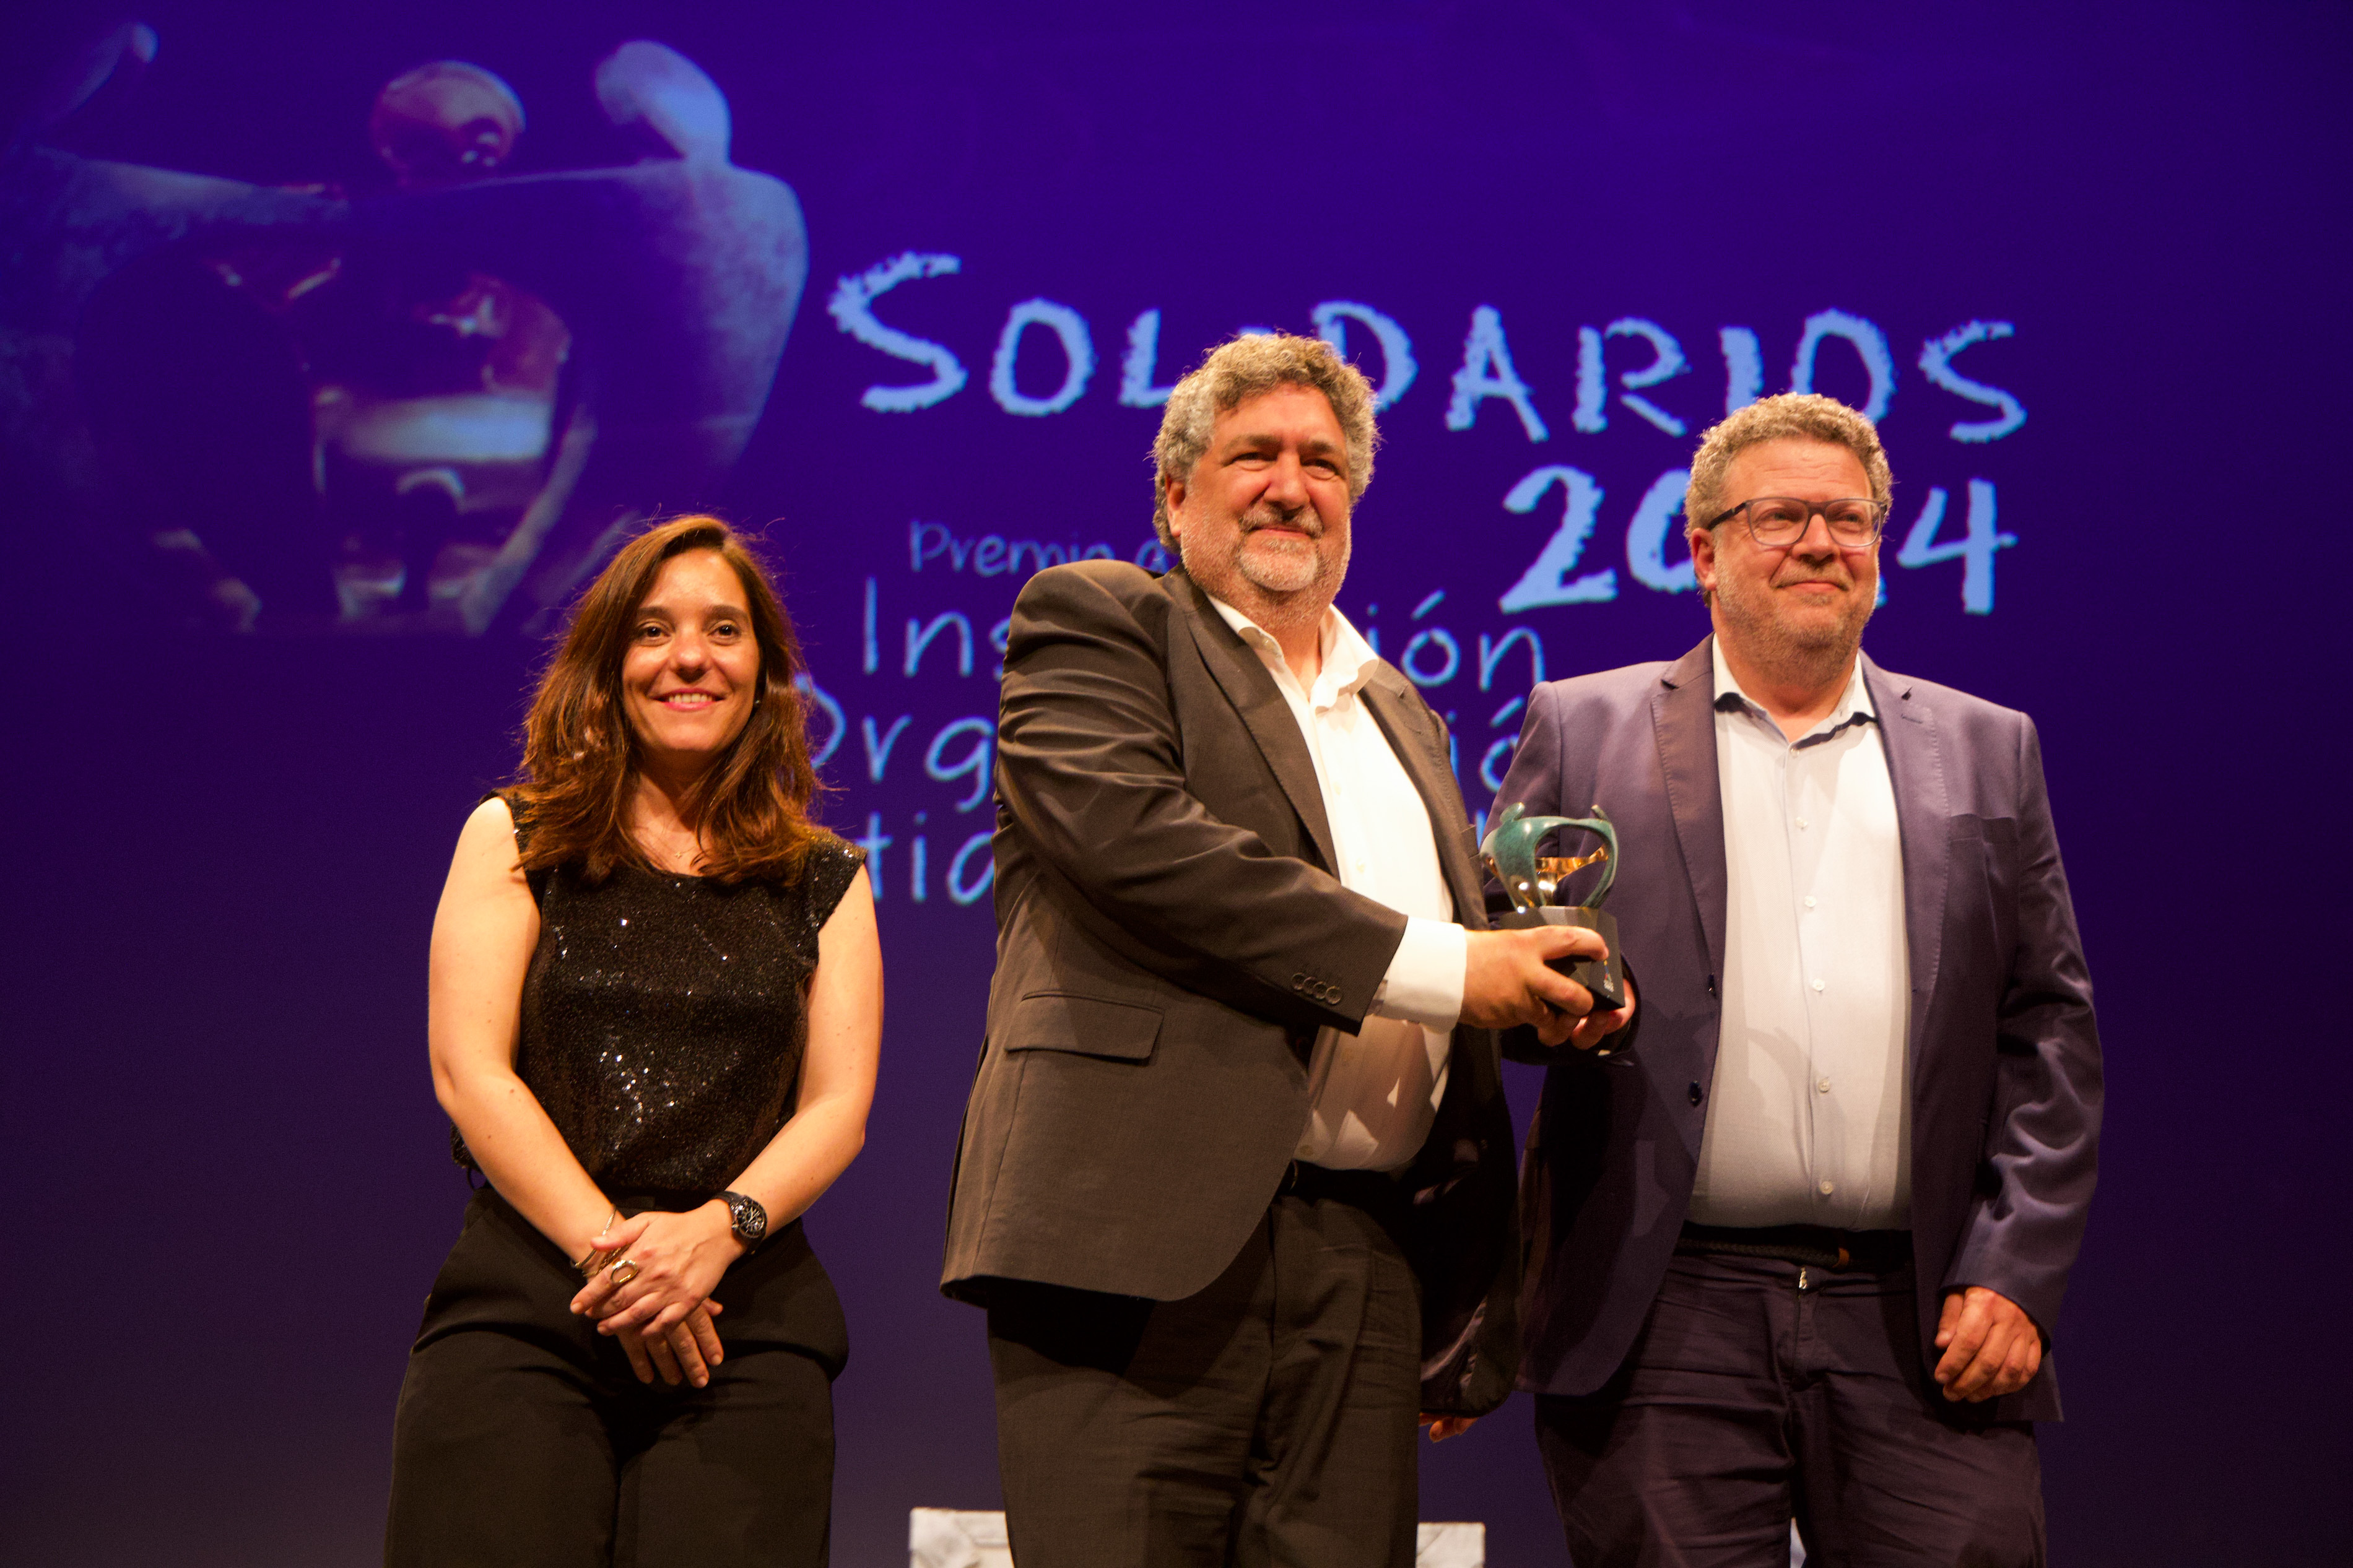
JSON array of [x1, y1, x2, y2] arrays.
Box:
[[1000, 992, 1163, 1062]]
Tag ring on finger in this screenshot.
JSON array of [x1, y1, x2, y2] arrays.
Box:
[[608, 1258, 640, 1287]]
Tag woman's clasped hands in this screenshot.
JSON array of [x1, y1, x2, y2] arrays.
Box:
[[568, 1204, 747, 1389]]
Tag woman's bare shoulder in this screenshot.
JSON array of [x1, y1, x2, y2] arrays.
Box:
[[464, 793, 518, 834], [445, 794, 529, 886]]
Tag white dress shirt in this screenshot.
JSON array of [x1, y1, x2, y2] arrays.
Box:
[[1687, 637, 1914, 1229], [1207, 596, 1468, 1172]]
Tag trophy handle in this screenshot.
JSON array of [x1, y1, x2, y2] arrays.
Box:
[[1542, 810, 1617, 907], [1482, 803, 1617, 911]]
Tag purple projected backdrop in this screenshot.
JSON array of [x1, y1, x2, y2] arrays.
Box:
[[2, 2, 2346, 1564]]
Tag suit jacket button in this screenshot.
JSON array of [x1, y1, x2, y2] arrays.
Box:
[[1292, 973, 1306, 991], [1688, 1081, 1703, 1106]]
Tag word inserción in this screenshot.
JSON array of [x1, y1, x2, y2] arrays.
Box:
[[828, 251, 2027, 444]]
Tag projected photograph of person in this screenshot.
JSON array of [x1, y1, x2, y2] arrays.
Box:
[[4, 24, 808, 633]]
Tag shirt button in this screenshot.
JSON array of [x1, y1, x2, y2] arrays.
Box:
[[1818, 1178, 1835, 1195], [1796, 816, 1810, 829], [1803, 896, 1817, 909], [1811, 978, 1825, 992], [1817, 1077, 1832, 1094]]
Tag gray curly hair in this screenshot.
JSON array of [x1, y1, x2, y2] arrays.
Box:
[[1684, 392, 1894, 544], [1150, 334, 1379, 550]]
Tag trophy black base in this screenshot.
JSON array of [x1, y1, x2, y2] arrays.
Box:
[[1495, 905, 1624, 1014]]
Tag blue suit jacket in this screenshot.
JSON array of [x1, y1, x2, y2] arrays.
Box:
[[1494, 638, 2102, 1422]]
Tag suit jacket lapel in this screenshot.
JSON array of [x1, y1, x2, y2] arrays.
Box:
[[1172, 572, 1341, 872], [1360, 669, 1487, 931], [1652, 638, 1728, 988], [1863, 654, 1950, 1066]]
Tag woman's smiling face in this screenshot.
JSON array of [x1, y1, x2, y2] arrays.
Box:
[[620, 548, 762, 771]]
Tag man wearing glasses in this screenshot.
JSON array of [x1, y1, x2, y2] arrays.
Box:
[[1488, 393, 2102, 1564]]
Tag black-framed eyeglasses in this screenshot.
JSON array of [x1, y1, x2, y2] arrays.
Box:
[[1704, 496, 1887, 548]]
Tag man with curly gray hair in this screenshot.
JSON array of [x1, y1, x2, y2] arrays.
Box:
[[1488, 391, 2101, 1566], [944, 332, 1636, 1568], [1149, 332, 1380, 553]]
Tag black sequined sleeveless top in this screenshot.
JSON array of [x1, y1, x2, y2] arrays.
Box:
[[459, 799, 866, 1207]]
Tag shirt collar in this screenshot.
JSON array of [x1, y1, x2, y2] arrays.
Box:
[[1207, 594, 1378, 708], [1710, 635, 1876, 745]]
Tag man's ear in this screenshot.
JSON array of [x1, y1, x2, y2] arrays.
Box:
[[1689, 527, 1718, 595], [1165, 475, 1188, 542]]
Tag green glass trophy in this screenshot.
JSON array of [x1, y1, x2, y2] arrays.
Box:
[[1481, 802, 1625, 1014]]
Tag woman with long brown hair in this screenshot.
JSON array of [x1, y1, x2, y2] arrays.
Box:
[[385, 516, 880, 1566]]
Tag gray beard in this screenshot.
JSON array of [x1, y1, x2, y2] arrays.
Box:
[[1712, 572, 1873, 691], [1180, 512, 1349, 638]]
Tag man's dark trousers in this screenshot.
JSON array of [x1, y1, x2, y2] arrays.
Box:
[[1534, 1247, 2044, 1567], [986, 1189, 1422, 1568]]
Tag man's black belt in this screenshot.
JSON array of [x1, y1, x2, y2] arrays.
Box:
[[1279, 1160, 1408, 1217], [1677, 1221, 1910, 1272]]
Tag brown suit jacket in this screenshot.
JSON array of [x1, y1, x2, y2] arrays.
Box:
[[940, 560, 1521, 1414]]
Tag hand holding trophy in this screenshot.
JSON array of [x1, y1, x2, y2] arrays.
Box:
[[1482, 802, 1625, 1019]]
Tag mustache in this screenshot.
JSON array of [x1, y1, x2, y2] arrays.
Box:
[[1239, 505, 1323, 539]]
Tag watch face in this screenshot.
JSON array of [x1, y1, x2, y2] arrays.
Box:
[[729, 1194, 767, 1243]]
